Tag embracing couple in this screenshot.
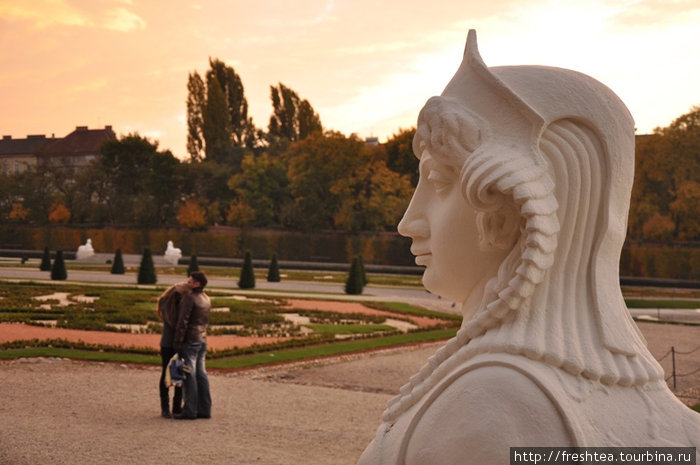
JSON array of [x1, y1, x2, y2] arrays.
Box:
[[157, 271, 212, 420]]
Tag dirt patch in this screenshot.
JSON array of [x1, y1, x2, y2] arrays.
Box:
[[0, 323, 289, 351], [0, 359, 385, 465], [636, 321, 700, 408]]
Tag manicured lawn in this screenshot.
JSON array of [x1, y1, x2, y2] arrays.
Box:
[[0, 347, 160, 364], [207, 329, 456, 370], [305, 323, 397, 334], [625, 299, 700, 309]]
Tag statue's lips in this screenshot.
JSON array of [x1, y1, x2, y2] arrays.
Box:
[[414, 253, 431, 266]]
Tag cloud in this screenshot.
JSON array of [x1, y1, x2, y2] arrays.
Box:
[[613, 0, 700, 27], [142, 129, 165, 140], [64, 79, 110, 95], [0, 1, 145, 32], [0, 1, 90, 28], [103, 7, 146, 32], [314, 0, 337, 23], [336, 40, 414, 56]]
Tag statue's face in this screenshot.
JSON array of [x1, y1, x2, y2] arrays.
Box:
[[399, 151, 488, 304]]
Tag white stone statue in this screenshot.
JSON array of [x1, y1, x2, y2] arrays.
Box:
[[163, 240, 182, 265], [76, 238, 95, 260], [358, 30, 700, 465]]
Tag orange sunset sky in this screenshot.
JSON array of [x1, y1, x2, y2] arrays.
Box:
[[1, 0, 699, 159]]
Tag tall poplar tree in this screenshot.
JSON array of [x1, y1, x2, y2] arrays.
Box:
[[203, 78, 232, 163], [207, 58, 256, 149], [186, 58, 257, 165], [268, 83, 322, 144], [186, 71, 206, 162]]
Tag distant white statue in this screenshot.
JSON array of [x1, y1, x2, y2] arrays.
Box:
[[76, 239, 95, 260], [163, 241, 182, 265], [358, 30, 700, 465]]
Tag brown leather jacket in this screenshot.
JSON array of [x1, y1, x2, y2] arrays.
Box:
[[173, 290, 211, 349], [157, 282, 191, 348]]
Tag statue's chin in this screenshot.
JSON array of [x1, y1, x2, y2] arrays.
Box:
[[422, 268, 494, 324], [421, 269, 467, 304]]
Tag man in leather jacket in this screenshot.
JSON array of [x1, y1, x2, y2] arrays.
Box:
[[173, 271, 212, 420]]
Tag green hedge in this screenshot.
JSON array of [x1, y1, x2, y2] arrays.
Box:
[[3, 225, 700, 277], [0, 225, 414, 266]]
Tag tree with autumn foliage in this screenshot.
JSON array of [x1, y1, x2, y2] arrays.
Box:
[[331, 154, 412, 231], [48, 202, 70, 224], [226, 199, 256, 226], [176, 199, 207, 230], [6, 166, 56, 225], [283, 131, 362, 230], [282, 131, 411, 231], [629, 106, 700, 242], [9, 203, 29, 222], [384, 127, 418, 186], [227, 153, 290, 227]]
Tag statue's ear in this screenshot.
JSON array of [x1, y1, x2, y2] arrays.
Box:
[[476, 203, 520, 251]]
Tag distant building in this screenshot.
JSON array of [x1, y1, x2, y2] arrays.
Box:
[[37, 125, 116, 174], [0, 134, 55, 174], [0, 125, 116, 175], [364, 136, 379, 146]]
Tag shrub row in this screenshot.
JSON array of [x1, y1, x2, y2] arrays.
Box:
[[0, 225, 414, 266]]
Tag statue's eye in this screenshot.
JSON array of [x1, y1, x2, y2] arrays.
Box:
[[427, 168, 454, 194]]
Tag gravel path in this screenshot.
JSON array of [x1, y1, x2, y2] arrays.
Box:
[[0, 323, 697, 465]]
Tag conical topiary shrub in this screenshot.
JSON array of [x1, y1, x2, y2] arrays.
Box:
[[40, 246, 52, 271], [137, 248, 157, 284], [187, 255, 200, 276], [358, 255, 368, 286], [345, 256, 364, 295], [238, 251, 255, 289], [267, 253, 281, 282], [50, 250, 67, 280], [111, 248, 125, 274]]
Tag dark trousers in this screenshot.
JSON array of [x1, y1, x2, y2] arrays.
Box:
[[159, 346, 182, 413], [181, 341, 212, 418]]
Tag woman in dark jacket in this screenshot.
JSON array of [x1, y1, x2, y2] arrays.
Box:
[[156, 282, 190, 418]]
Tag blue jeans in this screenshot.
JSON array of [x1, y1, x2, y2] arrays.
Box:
[[180, 341, 211, 418]]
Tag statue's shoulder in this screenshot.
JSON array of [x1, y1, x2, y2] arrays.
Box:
[[404, 360, 572, 465]]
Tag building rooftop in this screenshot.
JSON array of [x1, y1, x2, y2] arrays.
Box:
[[38, 125, 116, 157], [0, 134, 56, 156]]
